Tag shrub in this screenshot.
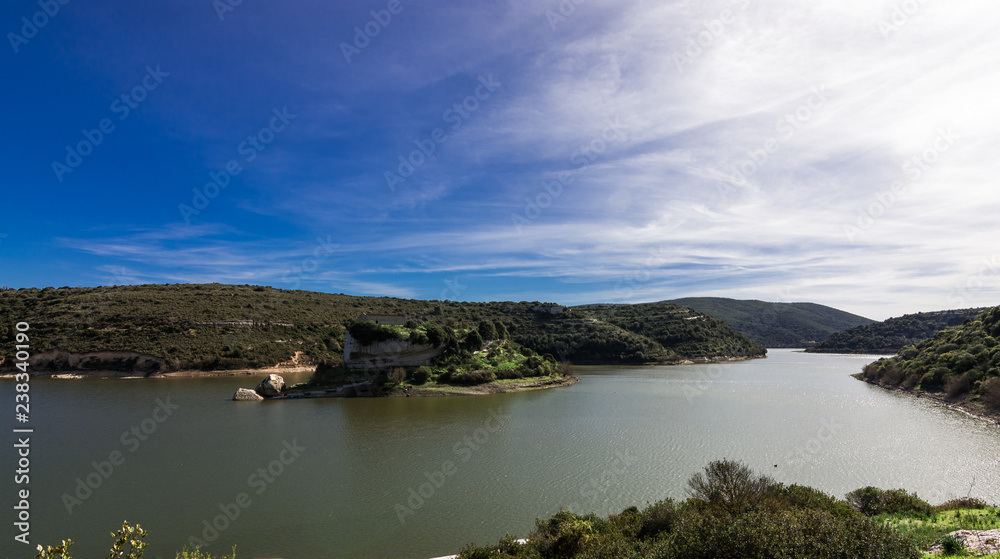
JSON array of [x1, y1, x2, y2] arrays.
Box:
[[881, 363, 905, 386], [939, 534, 964, 555], [686, 460, 778, 516], [450, 370, 496, 385], [846, 487, 932, 517], [478, 321, 498, 341], [982, 377, 1000, 411], [465, 330, 485, 351], [944, 372, 973, 398], [935, 497, 992, 511], [348, 321, 402, 345], [531, 510, 600, 559], [638, 499, 678, 539], [776, 484, 858, 519], [387, 367, 406, 384], [409, 367, 431, 385]]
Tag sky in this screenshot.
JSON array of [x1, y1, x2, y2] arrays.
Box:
[[1, 0, 999, 320]]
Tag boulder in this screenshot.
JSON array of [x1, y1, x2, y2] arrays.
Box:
[[255, 374, 285, 397], [930, 529, 1000, 555], [233, 388, 264, 401]]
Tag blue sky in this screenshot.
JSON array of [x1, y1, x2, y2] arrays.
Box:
[[2, 0, 999, 320]]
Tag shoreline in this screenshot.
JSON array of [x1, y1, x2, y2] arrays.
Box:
[[0, 366, 316, 379], [276, 375, 580, 400], [857, 376, 1000, 427]]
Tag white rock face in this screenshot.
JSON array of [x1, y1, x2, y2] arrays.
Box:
[[233, 388, 264, 401], [343, 332, 445, 371]]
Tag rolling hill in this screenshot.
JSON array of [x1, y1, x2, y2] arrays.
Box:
[[0, 284, 764, 374], [808, 308, 991, 354], [665, 297, 874, 348]]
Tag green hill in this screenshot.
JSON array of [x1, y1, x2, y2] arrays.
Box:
[[666, 297, 873, 347], [808, 308, 990, 354], [574, 302, 766, 359], [0, 284, 763, 373], [858, 306, 1000, 418]]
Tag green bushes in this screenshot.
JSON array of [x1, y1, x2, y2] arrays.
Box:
[[35, 521, 235, 559], [459, 461, 921, 559], [859, 306, 1000, 414], [935, 497, 992, 511], [846, 487, 932, 517], [983, 377, 1000, 410], [686, 459, 777, 516], [347, 321, 403, 345]]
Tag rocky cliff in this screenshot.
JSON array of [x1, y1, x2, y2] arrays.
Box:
[[342, 332, 444, 371], [11, 349, 170, 376]]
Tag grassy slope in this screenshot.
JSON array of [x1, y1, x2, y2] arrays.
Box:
[[0, 284, 763, 372], [809, 308, 991, 354], [666, 297, 874, 347], [879, 508, 1000, 557]]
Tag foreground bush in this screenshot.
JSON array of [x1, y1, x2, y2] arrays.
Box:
[[459, 461, 920, 559], [846, 486, 932, 517], [35, 521, 235, 559]]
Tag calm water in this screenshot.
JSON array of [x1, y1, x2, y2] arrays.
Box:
[[3, 350, 999, 559]]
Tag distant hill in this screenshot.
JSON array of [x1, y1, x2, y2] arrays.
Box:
[[0, 284, 764, 374], [574, 302, 766, 359], [665, 297, 874, 348], [858, 306, 1000, 419], [808, 308, 991, 354]]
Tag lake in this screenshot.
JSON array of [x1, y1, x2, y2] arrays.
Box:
[[3, 349, 999, 559]]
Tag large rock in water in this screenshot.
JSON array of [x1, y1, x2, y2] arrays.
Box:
[[233, 388, 264, 401], [255, 374, 285, 397]]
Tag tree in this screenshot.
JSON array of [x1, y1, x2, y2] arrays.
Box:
[[687, 460, 777, 516], [494, 321, 509, 340], [477, 321, 497, 341], [464, 330, 484, 351]]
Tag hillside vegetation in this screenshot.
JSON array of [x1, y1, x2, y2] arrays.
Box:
[[666, 297, 873, 347], [809, 308, 990, 354], [0, 284, 763, 373], [574, 302, 766, 358], [858, 306, 1000, 418]]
